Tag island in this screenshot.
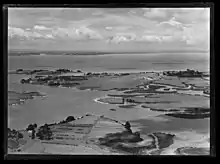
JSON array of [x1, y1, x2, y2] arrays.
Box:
[[8, 91, 46, 106], [8, 68, 210, 155]]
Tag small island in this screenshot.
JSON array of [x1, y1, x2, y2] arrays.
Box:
[[163, 69, 208, 78], [8, 91, 46, 106], [8, 68, 210, 155], [9, 68, 209, 96]]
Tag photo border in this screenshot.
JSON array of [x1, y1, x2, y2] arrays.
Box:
[[3, 3, 215, 160]]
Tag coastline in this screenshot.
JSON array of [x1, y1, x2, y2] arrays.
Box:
[[8, 67, 210, 155]]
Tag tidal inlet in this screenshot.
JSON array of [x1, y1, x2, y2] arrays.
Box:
[[7, 7, 210, 155]]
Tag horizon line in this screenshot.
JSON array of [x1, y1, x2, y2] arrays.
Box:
[[8, 49, 210, 54]]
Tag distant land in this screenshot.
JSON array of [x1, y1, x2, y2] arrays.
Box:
[[8, 49, 210, 56]]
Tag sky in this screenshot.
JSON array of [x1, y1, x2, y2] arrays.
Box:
[[8, 8, 210, 52]]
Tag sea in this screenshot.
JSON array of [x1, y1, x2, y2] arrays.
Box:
[[8, 52, 210, 131]]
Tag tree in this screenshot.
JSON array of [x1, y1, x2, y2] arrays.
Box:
[[124, 121, 132, 133], [26, 124, 35, 131], [26, 123, 37, 139], [59, 120, 66, 124], [133, 132, 140, 138], [16, 69, 23, 73], [33, 123, 37, 128], [36, 124, 53, 140], [65, 116, 75, 123], [32, 129, 36, 139], [17, 132, 23, 139], [12, 129, 16, 134], [20, 79, 26, 84], [86, 72, 92, 76], [122, 98, 125, 104], [125, 121, 131, 129]]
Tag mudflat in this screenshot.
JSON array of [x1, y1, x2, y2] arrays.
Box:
[[8, 68, 210, 155]]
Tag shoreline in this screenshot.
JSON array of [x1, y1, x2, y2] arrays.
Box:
[[8, 68, 210, 74], [8, 67, 210, 155], [8, 112, 209, 155]]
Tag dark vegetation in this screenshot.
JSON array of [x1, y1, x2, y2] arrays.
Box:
[[175, 147, 210, 155], [165, 112, 210, 119], [163, 69, 205, 77], [57, 116, 76, 124], [107, 93, 152, 98], [165, 107, 210, 119], [123, 88, 177, 94], [98, 131, 143, 146], [98, 130, 176, 154], [118, 104, 137, 108], [16, 68, 74, 75], [141, 106, 210, 119], [203, 88, 210, 94], [26, 123, 37, 139], [26, 123, 37, 131], [147, 108, 180, 112], [153, 132, 175, 149], [8, 128, 23, 139], [36, 124, 53, 140], [109, 108, 116, 111]]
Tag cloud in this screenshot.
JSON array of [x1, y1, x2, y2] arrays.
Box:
[[107, 32, 137, 43], [106, 36, 131, 44], [50, 27, 77, 38], [138, 35, 161, 42], [75, 26, 103, 39], [8, 26, 49, 39], [8, 26, 25, 37], [105, 26, 132, 31], [9, 24, 103, 41], [8, 8, 210, 51], [174, 8, 210, 23], [44, 34, 55, 39], [33, 25, 51, 30], [182, 22, 209, 45], [144, 8, 168, 18], [158, 17, 185, 28]]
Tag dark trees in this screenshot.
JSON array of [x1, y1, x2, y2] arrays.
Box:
[[36, 124, 53, 140], [65, 116, 75, 122]]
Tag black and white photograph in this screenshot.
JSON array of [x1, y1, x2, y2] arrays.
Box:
[[6, 5, 212, 156]]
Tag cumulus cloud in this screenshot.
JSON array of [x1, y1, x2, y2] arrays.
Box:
[[44, 34, 55, 39], [106, 32, 137, 43], [138, 35, 160, 42], [75, 26, 103, 39], [9, 25, 103, 41], [8, 26, 25, 37], [8, 8, 210, 50], [9, 26, 48, 40], [51, 27, 77, 38], [106, 36, 130, 44], [33, 25, 51, 30]]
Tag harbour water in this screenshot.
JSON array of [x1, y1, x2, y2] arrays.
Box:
[[8, 53, 210, 154]]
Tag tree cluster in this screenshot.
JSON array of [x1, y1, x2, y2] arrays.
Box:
[[36, 124, 53, 140], [58, 116, 75, 124], [26, 123, 37, 139], [8, 128, 23, 139]]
